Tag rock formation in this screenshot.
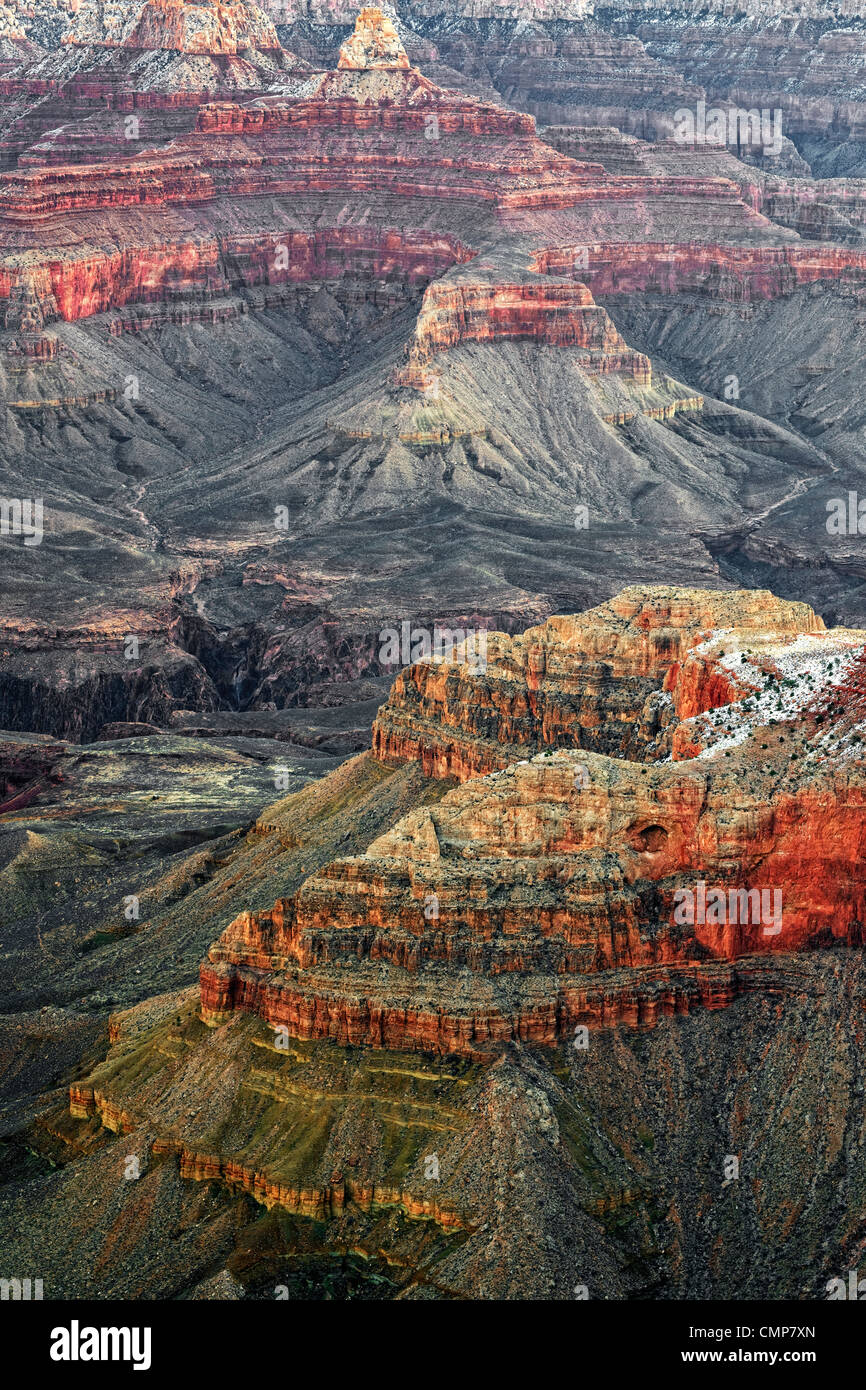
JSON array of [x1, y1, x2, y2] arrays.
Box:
[[2, 0, 300, 108], [3, 0, 866, 1313], [371, 587, 825, 776], [0, 2, 40, 69], [19, 578, 859, 1306], [0, 6, 865, 748], [337, 3, 407, 70], [64, 0, 282, 52], [199, 586, 866, 1058]]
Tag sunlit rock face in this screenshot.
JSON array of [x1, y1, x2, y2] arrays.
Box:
[[201, 585, 866, 1059], [371, 587, 825, 777], [338, 6, 409, 70]]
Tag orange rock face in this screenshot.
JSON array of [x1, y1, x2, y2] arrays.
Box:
[[397, 280, 651, 383], [337, 6, 410, 71], [371, 586, 823, 777], [5, 3, 866, 351], [200, 585, 866, 1058], [0, 228, 472, 323], [533, 240, 866, 302], [64, 0, 283, 53]]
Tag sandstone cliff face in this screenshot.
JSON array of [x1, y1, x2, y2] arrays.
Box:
[[397, 280, 651, 384], [533, 240, 866, 302], [53, 947, 866, 1299], [200, 749, 865, 1049], [199, 586, 865, 1059], [338, 5, 408, 70], [39, 581, 866, 1298], [7, 1, 866, 340], [0, 229, 471, 322], [64, 0, 281, 53], [372, 586, 823, 777]]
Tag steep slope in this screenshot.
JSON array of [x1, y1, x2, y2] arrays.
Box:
[[7, 582, 862, 1300]]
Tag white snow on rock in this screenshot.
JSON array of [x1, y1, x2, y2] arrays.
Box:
[[680, 629, 866, 760]]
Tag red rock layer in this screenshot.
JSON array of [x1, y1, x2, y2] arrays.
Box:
[[160, 1142, 464, 1224], [0, 94, 595, 221], [396, 280, 650, 383], [198, 586, 864, 1058], [0, 228, 473, 322], [196, 92, 538, 137], [199, 954, 746, 1059], [533, 241, 866, 302], [4, 9, 866, 344], [200, 748, 866, 1056], [371, 587, 822, 779]]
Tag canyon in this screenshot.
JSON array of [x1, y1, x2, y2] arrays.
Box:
[[201, 587, 866, 1059], [2, 3, 866, 741], [4, 581, 859, 1302], [1, 0, 866, 1308]]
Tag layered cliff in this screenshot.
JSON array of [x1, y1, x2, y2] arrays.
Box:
[[533, 240, 866, 302], [33, 580, 865, 1300], [5, 2, 866, 355], [396, 280, 651, 384], [198, 586, 865, 1059], [64, 0, 283, 52], [371, 586, 824, 776], [2, 3, 866, 749], [5, 0, 301, 98]]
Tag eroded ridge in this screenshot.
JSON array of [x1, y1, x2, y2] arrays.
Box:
[[201, 585, 866, 1058]]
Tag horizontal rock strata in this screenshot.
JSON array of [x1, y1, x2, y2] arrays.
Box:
[[200, 586, 865, 1058]]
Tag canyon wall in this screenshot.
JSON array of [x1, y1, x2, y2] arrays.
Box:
[[533, 240, 866, 301], [371, 587, 824, 777], [0, 228, 472, 322], [397, 279, 651, 382], [198, 587, 864, 1059]]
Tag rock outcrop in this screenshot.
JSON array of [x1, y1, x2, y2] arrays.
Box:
[[3, 1, 866, 1309], [397, 280, 652, 385], [371, 587, 824, 776], [65, 0, 282, 53], [337, 4, 408, 70], [200, 586, 866, 1058], [3, 2, 866, 747]]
